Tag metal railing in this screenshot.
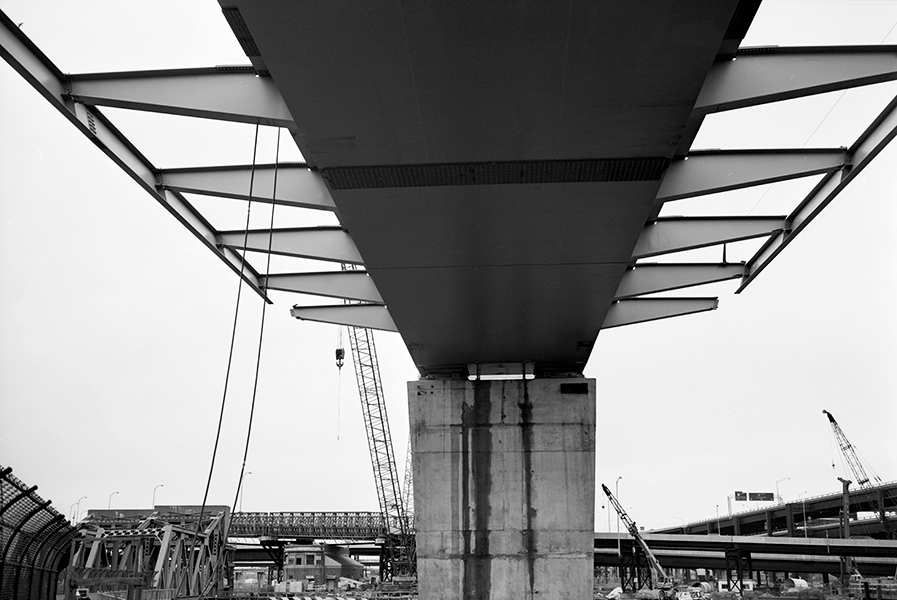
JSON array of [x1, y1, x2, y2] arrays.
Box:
[[0, 464, 78, 600]]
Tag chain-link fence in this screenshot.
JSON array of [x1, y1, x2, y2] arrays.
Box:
[[1, 465, 78, 600]]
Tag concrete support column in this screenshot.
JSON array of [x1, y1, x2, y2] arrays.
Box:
[[409, 378, 596, 600]]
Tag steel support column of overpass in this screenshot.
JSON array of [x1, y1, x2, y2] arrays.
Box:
[[4, 0, 897, 598]]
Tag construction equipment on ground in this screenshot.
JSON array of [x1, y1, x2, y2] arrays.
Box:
[[823, 409, 896, 540], [339, 262, 415, 582], [601, 484, 676, 600]]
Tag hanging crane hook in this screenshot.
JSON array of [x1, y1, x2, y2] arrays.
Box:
[[335, 347, 345, 370]]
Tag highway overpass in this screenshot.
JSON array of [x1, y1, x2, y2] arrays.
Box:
[[653, 482, 897, 539]]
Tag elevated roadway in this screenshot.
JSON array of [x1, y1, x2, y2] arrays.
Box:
[[594, 533, 897, 577], [652, 482, 897, 539]]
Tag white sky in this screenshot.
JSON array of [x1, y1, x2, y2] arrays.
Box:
[[1, 0, 895, 531]]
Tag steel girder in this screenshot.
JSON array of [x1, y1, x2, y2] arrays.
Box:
[[615, 263, 745, 299], [217, 226, 363, 263], [261, 271, 383, 302], [632, 217, 788, 259], [159, 164, 335, 211], [603, 298, 720, 329], [738, 95, 897, 292], [289, 304, 398, 332], [655, 149, 847, 203], [66, 67, 294, 127], [0, 13, 271, 300], [2, 4, 895, 339], [695, 46, 897, 115]]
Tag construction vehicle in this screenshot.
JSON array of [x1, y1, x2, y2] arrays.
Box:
[[823, 409, 895, 540], [338, 262, 416, 582], [601, 484, 676, 600]]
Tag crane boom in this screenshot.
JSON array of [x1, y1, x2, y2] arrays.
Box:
[[823, 410, 895, 539], [601, 484, 670, 588], [342, 264, 416, 580]]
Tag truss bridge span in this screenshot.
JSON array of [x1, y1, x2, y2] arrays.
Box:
[[229, 511, 387, 540]]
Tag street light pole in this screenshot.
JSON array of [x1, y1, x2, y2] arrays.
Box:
[[152, 484, 164, 508], [74, 496, 87, 524], [108, 491, 119, 509], [716, 504, 721, 534], [615, 476, 622, 556], [239, 472, 253, 512], [776, 477, 790, 504], [799, 491, 809, 538]]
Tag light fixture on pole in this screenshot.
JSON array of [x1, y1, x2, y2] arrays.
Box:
[[108, 491, 119, 509], [673, 516, 685, 531], [152, 484, 164, 507], [776, 477, 790, 504], [615, 476, 622, 556], [799, 491, 809, 538], [716, 504, 721, 534], [239, 472, 253, 512], [75, 496, 87, 524]]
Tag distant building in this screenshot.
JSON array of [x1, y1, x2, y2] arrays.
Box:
[[283, 544, 366, 589]]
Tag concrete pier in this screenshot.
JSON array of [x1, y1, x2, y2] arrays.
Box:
[[409, 378, 596, 600]]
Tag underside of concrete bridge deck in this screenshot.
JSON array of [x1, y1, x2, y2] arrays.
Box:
[[3, 0, 896, 598]]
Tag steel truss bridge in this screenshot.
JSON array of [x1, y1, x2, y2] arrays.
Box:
[[229, 511, 387, 540]]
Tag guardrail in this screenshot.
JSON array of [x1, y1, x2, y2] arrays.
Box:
[[0, 464, 78, 600]]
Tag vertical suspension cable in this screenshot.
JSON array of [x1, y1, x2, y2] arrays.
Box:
[[183, 123, 261, 599]]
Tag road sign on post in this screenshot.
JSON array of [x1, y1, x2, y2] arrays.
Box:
[[748, 492, 774, 501]]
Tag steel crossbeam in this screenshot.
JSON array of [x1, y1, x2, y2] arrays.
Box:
[[656, 149, 847, 203], [632, 216, 787, 259], [290, 304, 398, 332], [615, 263, 745, 299], [67, 67, 295, 127], [603, 298, 719, 329], [261, 271, 383, 302], [696, 46, 897, 114], [159, 163, 335, 211], [217, 226, 363, 263]]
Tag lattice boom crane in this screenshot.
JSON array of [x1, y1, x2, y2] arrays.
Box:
[[823, 409, 895, 539], [340, 264, 416, 581]]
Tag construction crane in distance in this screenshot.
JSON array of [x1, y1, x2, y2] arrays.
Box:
[[339, 263, 416, 581], [822, 409, 896, 539], [601, 484, 676, 600]]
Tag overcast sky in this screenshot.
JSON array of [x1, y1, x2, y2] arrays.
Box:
[[1, 0, 895, 531]]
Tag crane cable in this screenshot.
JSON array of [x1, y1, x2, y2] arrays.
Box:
[[336, 327, 345, 440], [231, 126, 283, 517], [184, 123, 261, 597]]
